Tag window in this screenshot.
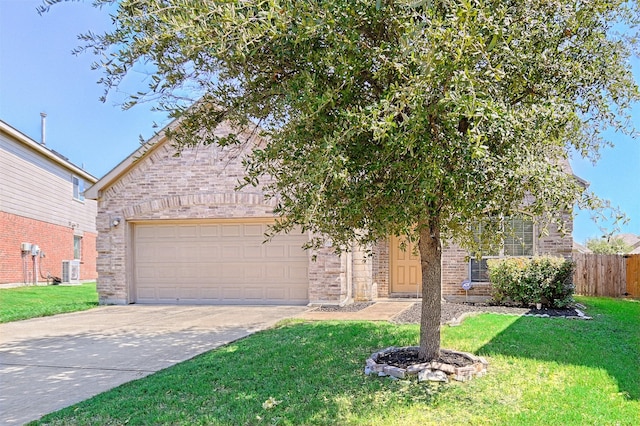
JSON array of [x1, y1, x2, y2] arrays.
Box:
[[72, 176, 85, 201], [73, 236, 82, 260], [503, 216, 534, 256], [470, 258, 490, 282], [470, 216, 534, 282]]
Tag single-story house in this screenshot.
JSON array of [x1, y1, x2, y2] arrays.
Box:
[[86, 119, 576, 305]]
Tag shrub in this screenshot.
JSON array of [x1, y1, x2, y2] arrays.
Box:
[[487, 256, 575, 308]]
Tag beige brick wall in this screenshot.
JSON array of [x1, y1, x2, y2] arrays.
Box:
[[441, 242, 473, 301], [372, 239, 390, 297], [371, 217, 573, 303], [94, 120, 574, 305], [308, 246, 347, 304], [95, 124, 346, 305], [537, 212, 574, 258]]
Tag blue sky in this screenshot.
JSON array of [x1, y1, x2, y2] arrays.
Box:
[[1, 0, 638, 243]]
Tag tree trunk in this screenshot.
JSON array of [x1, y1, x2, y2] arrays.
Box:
[[417, 223, 442, 361]]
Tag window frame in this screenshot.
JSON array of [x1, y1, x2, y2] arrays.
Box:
[[72, 176, 85, 202], [469, 215, 536, 283], [73, 235, 82, 260]]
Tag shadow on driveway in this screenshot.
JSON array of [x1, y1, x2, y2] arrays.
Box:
[[0, 305, 308, 425]]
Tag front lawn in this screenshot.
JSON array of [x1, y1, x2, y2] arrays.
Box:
[[0, 282, 98, 323], [33, 297, 639, 425]]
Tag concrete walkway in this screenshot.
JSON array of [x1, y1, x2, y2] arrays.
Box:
[[0, 305, 307, 425], [299, 301, 415, 321]]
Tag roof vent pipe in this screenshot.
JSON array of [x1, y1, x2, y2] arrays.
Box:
[[40, 112, 47, 145]]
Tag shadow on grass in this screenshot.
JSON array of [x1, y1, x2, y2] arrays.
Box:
[[476, 298, 640, 400], [33, 300, 639, 424]]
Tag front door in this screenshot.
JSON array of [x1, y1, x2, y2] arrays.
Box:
[[389, 235, 422, 294]]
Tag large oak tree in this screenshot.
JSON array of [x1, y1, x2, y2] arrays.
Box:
[[49, 0, 639, 360]]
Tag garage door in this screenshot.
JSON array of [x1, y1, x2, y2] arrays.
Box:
[[133, 221, 309, 305]]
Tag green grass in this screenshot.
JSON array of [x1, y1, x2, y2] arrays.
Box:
[[33, 297, 639, 425], [0, 282, 98, 323]]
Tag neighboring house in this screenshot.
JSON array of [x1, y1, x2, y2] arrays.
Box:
[[86, 120, 576, 305], [0, 120, 98, 286], [573, 241, 592, 254], [618, 233, 640, 254]]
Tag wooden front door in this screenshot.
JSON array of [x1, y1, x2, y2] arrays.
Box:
[[390, 235, 422, 294]]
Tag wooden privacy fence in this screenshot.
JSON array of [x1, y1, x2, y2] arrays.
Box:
[[573, 253, 640, 297]]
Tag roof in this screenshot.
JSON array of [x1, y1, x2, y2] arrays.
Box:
[[0, 119, 97, 183], [572, 241, 592, 254], [560, 158, 589, 188], [616, 233, 640, 250]]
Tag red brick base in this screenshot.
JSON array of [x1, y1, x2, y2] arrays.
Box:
[[0, 212, 97, 284]]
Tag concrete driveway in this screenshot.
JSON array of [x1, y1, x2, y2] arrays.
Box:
[[0, 305, 308, 425]]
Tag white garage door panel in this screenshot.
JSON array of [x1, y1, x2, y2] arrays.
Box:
[[202, 288, 220, 300], [134, 221, 309, 305], [200, 225, 220, 237]]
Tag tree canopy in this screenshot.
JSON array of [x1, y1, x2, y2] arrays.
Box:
[[586, 237, 634, 254], [47, 0, 640, 360]]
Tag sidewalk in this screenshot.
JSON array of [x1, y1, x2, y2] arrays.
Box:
[[298, 301, 415, 321]]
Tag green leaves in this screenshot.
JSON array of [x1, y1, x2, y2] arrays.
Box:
[[585, 237, 633, 254], [488, 257, 575, 308], [68, 0, 638, 252]]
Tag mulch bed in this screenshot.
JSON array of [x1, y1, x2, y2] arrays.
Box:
[[392, 301, 581, 324], [377, 346, 473, 368], [313, 301, 583, 324]]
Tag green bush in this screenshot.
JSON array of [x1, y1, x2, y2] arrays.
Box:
[[487, 256, 575, 308]]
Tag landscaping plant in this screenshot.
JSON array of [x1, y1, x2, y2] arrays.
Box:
[[488, 256, 574, 308]]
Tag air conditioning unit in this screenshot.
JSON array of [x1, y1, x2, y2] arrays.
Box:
[[62, 260, 81, 284]]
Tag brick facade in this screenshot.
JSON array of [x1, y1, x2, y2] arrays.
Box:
[[0, 211, 97, 284], [372, 239, 389, 298], [307, 246, 347, 304], [92, 125, 348, 305], [90, 121, 574, 305], [1, 120, 99, 287], [371, 218, 573, 303]]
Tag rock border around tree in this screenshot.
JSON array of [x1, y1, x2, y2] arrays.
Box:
[[365, 347, 488, 383]]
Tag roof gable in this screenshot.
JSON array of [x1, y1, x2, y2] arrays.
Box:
[[84, 118, 264, 200], [617, 233, 640, 249], [84, 123, 171, 200]]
